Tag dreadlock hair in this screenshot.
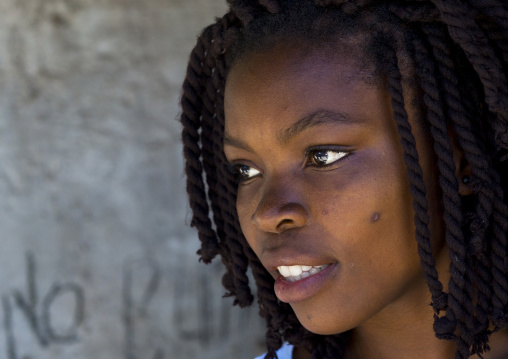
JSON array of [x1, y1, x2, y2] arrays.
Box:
[[180, 1, 508, 358]]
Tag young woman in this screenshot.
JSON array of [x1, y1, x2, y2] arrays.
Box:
[[180, 1, 508, 358]]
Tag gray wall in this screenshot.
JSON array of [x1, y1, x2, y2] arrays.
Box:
[[0, 0, 265, 358]]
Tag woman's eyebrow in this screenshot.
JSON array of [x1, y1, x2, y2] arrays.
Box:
[[223, 110, 365, 151], [223, 134, 254, 152], [278, 110, 366, 144]]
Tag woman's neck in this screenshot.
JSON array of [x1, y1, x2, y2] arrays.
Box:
[[344, 316, 456, 359], [343, 316, 508, 359]]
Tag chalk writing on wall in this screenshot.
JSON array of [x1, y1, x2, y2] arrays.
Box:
[[1, 252, 262, 359], [2, 253, 85, 359]]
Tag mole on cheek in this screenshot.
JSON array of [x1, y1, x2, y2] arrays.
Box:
[[370, 212, 381, 223]]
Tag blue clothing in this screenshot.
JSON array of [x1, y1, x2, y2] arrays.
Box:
[[254, 343, 294, 359]]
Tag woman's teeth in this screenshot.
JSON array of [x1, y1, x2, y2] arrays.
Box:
[[277, 264, 330, 282]]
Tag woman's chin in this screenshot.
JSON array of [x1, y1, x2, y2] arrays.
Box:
[[293, 309, 353, 336]]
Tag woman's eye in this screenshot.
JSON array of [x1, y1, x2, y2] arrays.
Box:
[[307, 149, 349, 167], [234, 164, 261, 181]]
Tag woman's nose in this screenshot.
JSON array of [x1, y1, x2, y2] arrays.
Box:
[[251, 177, 309, 234]]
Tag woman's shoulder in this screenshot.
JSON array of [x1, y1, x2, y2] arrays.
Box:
[[254, 343, 294, 359]]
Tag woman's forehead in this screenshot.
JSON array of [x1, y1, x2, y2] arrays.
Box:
[[226, 41, 376, 97], [223, 44, 390, 143], [226, 48, 359, 113]]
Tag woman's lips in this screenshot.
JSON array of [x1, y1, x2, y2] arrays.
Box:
[[274, 262, 338, 303]]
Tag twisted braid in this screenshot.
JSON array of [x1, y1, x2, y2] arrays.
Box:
[[244, 246, 284, 357], [181, 27, 220, 263], [412, 34, 477, 358], [433, 0, 508, 147], [469, 0, 508, 64], [209, 13, 254, 307], [422, 16, 508, 334], [420, 25, 498, 354], [200, 22, 227, 255], [388, 2, 440, 22], [379, 33, 448, 314]]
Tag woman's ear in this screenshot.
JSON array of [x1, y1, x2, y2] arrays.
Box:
[[451, 132, 473, 196]]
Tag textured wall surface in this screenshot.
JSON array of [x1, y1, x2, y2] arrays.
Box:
[[0, 0, 265, 358]]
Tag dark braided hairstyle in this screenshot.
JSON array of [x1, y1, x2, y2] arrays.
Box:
[[180, 1, 508, 358]]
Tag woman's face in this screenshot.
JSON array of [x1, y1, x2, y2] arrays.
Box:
[[223, 44, 447, 335]]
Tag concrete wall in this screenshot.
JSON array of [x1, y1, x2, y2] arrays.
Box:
[[0, 0, 266, 358]]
